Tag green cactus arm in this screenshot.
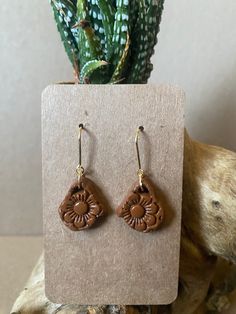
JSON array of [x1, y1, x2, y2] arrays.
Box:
[[51, 0, 78, 39], [77, 19, 110, 83], [50, 0, 79, 67], [142, 0, 165, 82], [80, 59, 108, 83], [97, 0, 115, 60], [110, 33, 130, 83], [111, 0, 130, 68], [77, 1, 105, 67], [79, 20, 104, 60], [129, 0, 139, 31], [126, 0, 148, 83], [76, 0, 93, 67], [87, 0, 106, 53], [126, 0, 165, 83], [77, 0, 88, 19]]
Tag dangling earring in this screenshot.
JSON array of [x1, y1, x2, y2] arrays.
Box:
[[58, 124, 104, 231], [116, 126, 164, 233]]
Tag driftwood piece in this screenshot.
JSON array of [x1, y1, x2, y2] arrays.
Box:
[[172, 131, 236, 314], [205, 259, 235, 312], [11, 132, 236, 313]]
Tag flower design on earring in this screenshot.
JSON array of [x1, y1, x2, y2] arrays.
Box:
[[116, 177, 164, 233], [58, 124, 105, 231], [59, 179, 104, 231], [116, 126, 164, 233]]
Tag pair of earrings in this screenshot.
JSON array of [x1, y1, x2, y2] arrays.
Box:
[[58, 124, 164, 233]]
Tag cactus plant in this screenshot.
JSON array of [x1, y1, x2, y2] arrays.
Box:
[[50, 0, 164, 84]]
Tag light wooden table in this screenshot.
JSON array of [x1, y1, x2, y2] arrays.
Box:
[[0, 236, 43, 314]]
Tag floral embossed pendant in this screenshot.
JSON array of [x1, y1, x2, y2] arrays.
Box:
[[58, 175, 104, 231], [116, 176, 164, 233]]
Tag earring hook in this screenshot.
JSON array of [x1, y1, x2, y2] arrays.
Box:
[[76, 123, 85, 180], [135, 126, 144, 187]]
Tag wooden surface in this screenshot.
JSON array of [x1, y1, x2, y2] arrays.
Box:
[[0, 236, 43, 314], [42, 84, 185, 305]]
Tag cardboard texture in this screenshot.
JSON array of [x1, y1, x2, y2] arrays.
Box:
[[42, 84, 185, 305]]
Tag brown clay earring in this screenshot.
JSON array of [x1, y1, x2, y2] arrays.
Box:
[[116, 126, 164, 233], [58, 124, 104, 231]]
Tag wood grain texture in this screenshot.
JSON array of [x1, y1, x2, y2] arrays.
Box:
[[42, 84, 185, 305], [170, 132, 236, 314]]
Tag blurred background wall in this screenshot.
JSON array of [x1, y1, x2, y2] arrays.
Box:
[[0, 0, 235, 235]]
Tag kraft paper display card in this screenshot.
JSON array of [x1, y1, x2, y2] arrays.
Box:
[[42, 84, 185, 305]]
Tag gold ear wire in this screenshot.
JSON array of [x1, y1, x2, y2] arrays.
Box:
[[76, 123, 85, 180], [59, 123, 105, 231], [135, 126, 144, 187]]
